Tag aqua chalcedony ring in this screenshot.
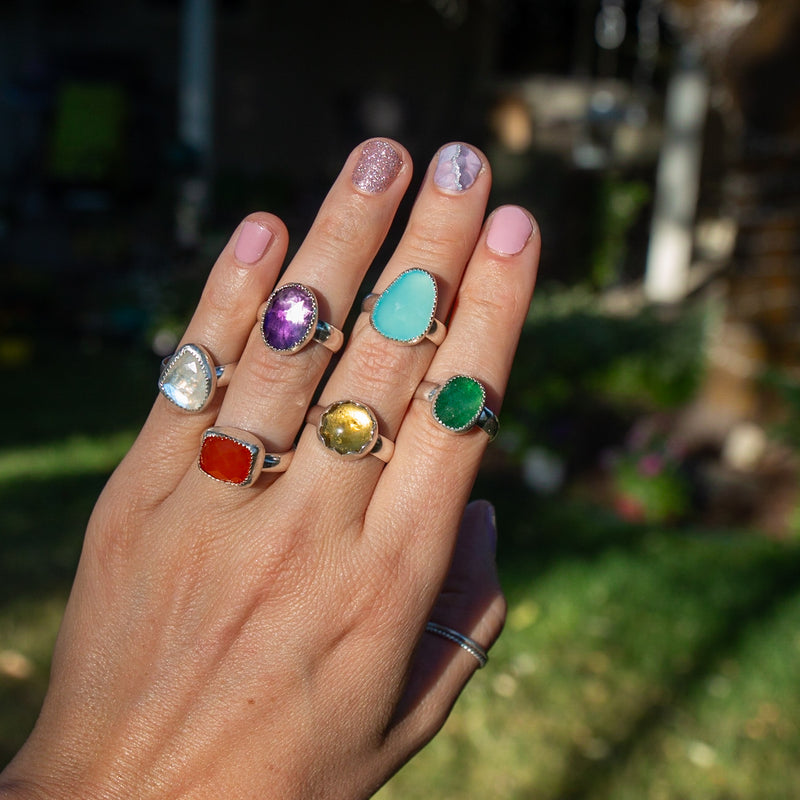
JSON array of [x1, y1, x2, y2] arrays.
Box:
[[361, 268, 446, 345], [158, 343, 236, 412], [198, 427, 293, 486], [306, 400, 394, 462], [416, 376, 499, 440], [259, 283, 344, 354]]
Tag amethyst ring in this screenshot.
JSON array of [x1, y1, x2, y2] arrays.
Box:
[[158, 343, 236, 413], [259, 283, 344, 354]]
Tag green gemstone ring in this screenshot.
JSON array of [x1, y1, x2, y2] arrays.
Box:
[[416, 375, 499, 440]]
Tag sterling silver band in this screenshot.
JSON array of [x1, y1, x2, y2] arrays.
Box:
[[425, 621, 489, 668]]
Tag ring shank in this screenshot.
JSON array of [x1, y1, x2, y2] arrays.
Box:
[[425, 621, 489, 668]]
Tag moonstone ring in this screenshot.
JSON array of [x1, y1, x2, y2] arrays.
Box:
[[260, 283, 344, 354], [425, 622, 489, 668], [362, 268, 446, 346], [306, 400, 394, 462], [416, 376, 499, 440], [158, 343, 236, 413], [198, 426, 293, 486]]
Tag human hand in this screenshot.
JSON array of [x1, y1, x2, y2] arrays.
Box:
[[0, 139, 539, 799]]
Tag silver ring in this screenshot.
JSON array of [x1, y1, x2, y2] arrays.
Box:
[[198, 426, 293, 487], [425, 622, 488, 668], [362, 268, 446, 346], [159, 343, 236, 412], [306, 400, 394, 462], [259, 283, 344, 354], [415, 376, 499, 440]]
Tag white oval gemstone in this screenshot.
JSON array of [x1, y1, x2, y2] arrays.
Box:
[[158, 344, 213, 411]]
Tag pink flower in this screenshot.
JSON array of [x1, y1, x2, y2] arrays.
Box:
[[638, 453, 664, 477]]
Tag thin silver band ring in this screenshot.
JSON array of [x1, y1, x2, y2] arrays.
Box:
[[425, 621, 489, 668]]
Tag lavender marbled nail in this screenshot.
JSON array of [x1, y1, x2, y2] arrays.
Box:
[[434, 143, 482, 192], [352, 140, 403, 194]]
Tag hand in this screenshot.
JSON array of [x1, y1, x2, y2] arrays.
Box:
[[0, 139, 539, 800]]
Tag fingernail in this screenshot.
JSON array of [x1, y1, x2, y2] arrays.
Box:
[[235, 220, 273, 264], [486, 206, 533, 256], [485, 502, 498, 555], [352, 140, 403, 194], [434, 143, 482, 192]]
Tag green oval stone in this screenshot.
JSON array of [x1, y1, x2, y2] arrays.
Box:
[[432, 376, 486, 433]]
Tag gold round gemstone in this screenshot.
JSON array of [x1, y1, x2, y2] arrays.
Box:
[[318, 401, 377, 458]]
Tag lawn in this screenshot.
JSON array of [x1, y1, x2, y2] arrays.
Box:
[[3, 342, 800, 799]]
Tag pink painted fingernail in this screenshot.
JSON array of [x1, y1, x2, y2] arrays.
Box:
[[486, 206, 533, 256], [234, 220, 273, 264], [352, 140, 403, 194]]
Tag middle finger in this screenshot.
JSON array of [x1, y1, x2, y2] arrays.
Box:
[[290, 142, 491, 512]]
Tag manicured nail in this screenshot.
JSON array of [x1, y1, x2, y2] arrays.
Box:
[[434, 143, 482, 192], [486, 206, 533, 255], [234, 220, 273, 264], [352, 140, 403, 194]]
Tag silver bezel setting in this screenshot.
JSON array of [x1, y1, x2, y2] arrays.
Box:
[[158, 343, 216, 412], [260, 282, 320, 354], [317, 400, 380, 460], [431, 375, 487, 434], [369, 267, 440, 345], [198, 426, 264, 487]]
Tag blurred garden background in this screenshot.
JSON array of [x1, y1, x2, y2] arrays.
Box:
[[2, 0, 800, 797]]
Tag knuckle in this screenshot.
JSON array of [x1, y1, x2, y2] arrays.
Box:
[[311, 200, 372, 261], [458, 273, 522, 325], [346, 334, 425, 399], [239, 348, 316, 401]]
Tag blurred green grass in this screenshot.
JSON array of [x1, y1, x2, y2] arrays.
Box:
[[2, 342, 800, 799]]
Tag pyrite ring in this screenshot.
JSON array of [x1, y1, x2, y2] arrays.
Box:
[[362, 267, 446, 346], [198, 426, 293, 486], [158, 343, 236, 412], [259, 283, 344, 354], [306, 400, 394, 462], [425, 622, 489, 668], [416, 375, 500, 440]]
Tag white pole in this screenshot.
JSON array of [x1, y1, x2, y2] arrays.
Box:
[[644, 45, 709, 303], [176, 0, 214, 247]]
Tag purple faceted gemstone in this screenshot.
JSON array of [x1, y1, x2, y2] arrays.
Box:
[[262, 284, 316, 352]]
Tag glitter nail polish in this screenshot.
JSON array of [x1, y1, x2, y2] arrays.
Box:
[[352, 140, 403, 194], [434, 143, 482, 192]]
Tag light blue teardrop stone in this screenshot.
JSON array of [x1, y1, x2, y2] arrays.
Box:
[[371, 269, 436, 343]]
